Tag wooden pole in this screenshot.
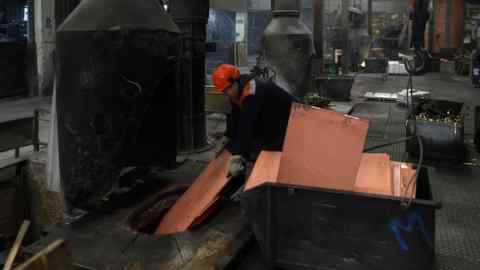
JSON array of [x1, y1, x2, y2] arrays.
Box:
[[2, 221, 31, 270]]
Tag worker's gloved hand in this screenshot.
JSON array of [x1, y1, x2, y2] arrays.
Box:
[[227, 155, 246, 178]]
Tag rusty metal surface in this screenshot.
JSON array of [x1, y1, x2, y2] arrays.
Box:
[[277, 104, 369, 192], [244, 151, 282, 192], [155, 150, 232, 236]]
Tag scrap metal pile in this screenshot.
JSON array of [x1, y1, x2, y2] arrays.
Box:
[[415, 103, 464, 124], [407, 99, 465, 161]]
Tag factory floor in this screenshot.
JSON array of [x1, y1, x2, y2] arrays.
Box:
[[2, 72, 480, 269]]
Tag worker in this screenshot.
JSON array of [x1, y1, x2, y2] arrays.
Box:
[[408, 0, 430, 51], [212, 64, 295, 179]]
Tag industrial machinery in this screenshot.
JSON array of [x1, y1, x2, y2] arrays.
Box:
[[316, 4, 370, 101], [56, 0, 180, 209], [169, 0, 209, 153], [324, 5, 371, 73], [346, 7, 372, 71], [262, 0, 314, 98]]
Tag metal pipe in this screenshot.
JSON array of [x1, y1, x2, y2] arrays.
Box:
[[368, 0, 372, 35], [169, 0, 209, 153], [313, 0, 324, 73], [341, 0, 351, 73]]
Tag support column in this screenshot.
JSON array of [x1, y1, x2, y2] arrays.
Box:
[[368, 0, 372, 36], [169, 0, 209, 152], [341, 0, 351, 73], [313, 0, 324, 73], [34, 0, 56, 97], [26, 0, 38, 97]]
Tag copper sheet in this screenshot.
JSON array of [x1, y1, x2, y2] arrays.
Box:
[[155, 150, 232, 236], [244, 151, 282, 191], [399, 163, 417, 199], [391, 162, 417, 199], [278, 104, 369, 191], [391, 162, 402, 197], [354, 154, 393, 196]]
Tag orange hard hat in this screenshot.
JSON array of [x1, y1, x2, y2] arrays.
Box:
[[212, 64, 241, 92]]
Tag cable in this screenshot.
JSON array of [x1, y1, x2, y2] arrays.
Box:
[[363, 136, 416, 152], [401, 135, 423, 208], [363, 135, 424, 209]]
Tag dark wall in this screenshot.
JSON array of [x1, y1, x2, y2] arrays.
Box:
[[248, 10, 271, 56], [206, 9, 236, 72], [55, 0, 81, 27], [0, 0, 26, 23]]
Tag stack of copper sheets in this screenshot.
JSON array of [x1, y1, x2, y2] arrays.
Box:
[[245, 151, 417, 199], [245, 104, 417, 198], [156, 103, 417, 236]]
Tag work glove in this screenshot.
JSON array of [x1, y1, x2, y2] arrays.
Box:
[[227, 155, 246, 178]]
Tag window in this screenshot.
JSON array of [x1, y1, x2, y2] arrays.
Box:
[[23, 6, 28, 22]]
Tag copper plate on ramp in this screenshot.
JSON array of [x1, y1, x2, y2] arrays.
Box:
[[155, 150, 232, 236], [278, 104, 369, 192]]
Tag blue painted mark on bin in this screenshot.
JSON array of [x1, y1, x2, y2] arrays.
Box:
[[389, 210, 432, 251]]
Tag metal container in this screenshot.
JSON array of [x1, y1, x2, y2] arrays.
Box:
[[315, 75, 355, 101], [263, 0, 314, 98], [169, 0, 209, 153], [56, 0, 180, 209], [406, 99, 465, 161], [240, 168, 440, 270]]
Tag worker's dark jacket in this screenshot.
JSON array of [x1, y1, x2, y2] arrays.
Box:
[[226, 76, 295, 160], [410, 0, 430, 48]]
